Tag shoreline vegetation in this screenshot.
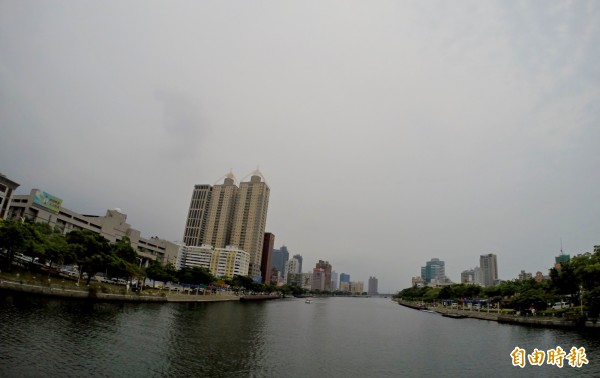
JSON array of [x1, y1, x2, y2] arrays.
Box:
[[0, 269, 276, 303], [396, 299, 600, 329], [394, 247, 600, 329]]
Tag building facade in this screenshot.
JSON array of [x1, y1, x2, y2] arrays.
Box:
[[177, 244, 250, 278], [261, 233, 275, 284], [315, 260, 332, 291], [182, 184, 212, 247], [330, 271, 338, 290], [285, 257, 301, 284], [8, 189, 178, 266], [421, 258, 445, 283], [340, 281, 364, 294], [272, 245, 289, 278], [292, 253, 303, 273], [230, 172, 270, 278], [340, 273, 350, 288], [480, 253, 498, 287], [182, 171, 270, 279], [0, 174, 19, 219], [311, 268, 326, 291], [368, 276, 378, 295]]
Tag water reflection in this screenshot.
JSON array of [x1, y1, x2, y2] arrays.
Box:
[[2, 294, 600, 377]]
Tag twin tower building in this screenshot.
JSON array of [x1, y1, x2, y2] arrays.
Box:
[[182, 170, 270, 280]]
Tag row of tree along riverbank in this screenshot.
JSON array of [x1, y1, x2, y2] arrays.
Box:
[[0, 279, 282, 303], [396, 299, 600, 329]]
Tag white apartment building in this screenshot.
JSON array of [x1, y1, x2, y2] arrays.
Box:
[[177, 244, 250, 278]]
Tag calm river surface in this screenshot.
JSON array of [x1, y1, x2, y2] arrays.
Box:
[[1, 294, 599, 377]]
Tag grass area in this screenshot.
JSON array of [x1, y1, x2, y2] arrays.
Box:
[[0, 267, 166, 296]]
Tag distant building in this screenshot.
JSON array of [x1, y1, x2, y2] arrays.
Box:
[[261, 233, 275, 284], [330, 271, 338, 290], [480, 254, 498, 287], [270, 267, 279, 285], [293, 254, 303, 273], [411, 276, 424, 287], [340, 281, 364, 294], [534, 271, 544, 282], [461, 267, 482, 285], [301, 272, 312, 290], [284, 257, 301, 284], [555, 253, 570, 271], [368, 276, 378, 295], [340, 273, 350, 287], [315, 260, 332, 291], [9, 189, 178, 266], [272, 246, 289, 278], [518, 270, 532, 281], [0, 174, 19, 220], [311, 268, 326, 291], [421, 258, 446, 283]]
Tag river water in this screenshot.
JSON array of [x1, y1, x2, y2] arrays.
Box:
[[1, 294, 599, 377]]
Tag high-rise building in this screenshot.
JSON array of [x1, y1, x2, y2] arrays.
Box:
[[421, 258, 445, 283], [330, 271, 338, 290], [315, 260, 332, 291], [284, 257, 301, 284], [480, 253, 498, 287], [204, 175, 238, 248], [293, 254, 303, 273], [368, 276, 378, 295], [261, 233, 275, 284], [272, 245, 289, 277], [340, 273, 350, 287], [230, 172, 270, 278], [182, 184, 212, 247], [182, 170, 270, 279], [311, 268, 326, 291]]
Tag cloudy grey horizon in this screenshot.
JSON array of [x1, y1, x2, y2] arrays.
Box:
[[2, 1, 599, 293]]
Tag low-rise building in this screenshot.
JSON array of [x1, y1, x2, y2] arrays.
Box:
[[0, 174, 19, 219], [8, 188, 178, 266], [177, 244, 250, 278]]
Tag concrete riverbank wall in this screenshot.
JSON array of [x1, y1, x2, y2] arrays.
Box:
[[0, 279, 284, 303], [396, 299, 600, 329]]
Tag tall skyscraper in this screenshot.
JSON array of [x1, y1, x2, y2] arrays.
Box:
[[230, 171, 270, 278], [204, 174, 238, 248], [261, 233, 275, 284], [340, 273, 350, 287], [272, 245, 289, 276], [330, 271, 338, 290], [293, 254, 303, 273], [182, 185, 212, 246], [480, 253, 498, 287], [315, 260, 332, 291], [368, 276, 378, 295], [182, 170, 270, 279]]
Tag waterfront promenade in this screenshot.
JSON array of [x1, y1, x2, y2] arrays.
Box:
[[0, 278, 277, 303], [397, 299, 600, 329]]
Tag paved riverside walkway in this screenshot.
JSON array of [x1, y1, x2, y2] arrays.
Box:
[[397, 299, 600, 329], [166, 292, 240, 302]]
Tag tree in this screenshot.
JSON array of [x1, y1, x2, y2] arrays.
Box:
[[0, 219, 30, 270], [66, 230, 111, 284]]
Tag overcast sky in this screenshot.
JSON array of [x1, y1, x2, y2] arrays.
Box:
[[1, 1, 599, 292]]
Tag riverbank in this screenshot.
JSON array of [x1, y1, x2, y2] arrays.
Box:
[[396, 299, 600, 329], [0, 279, 279, 303]]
